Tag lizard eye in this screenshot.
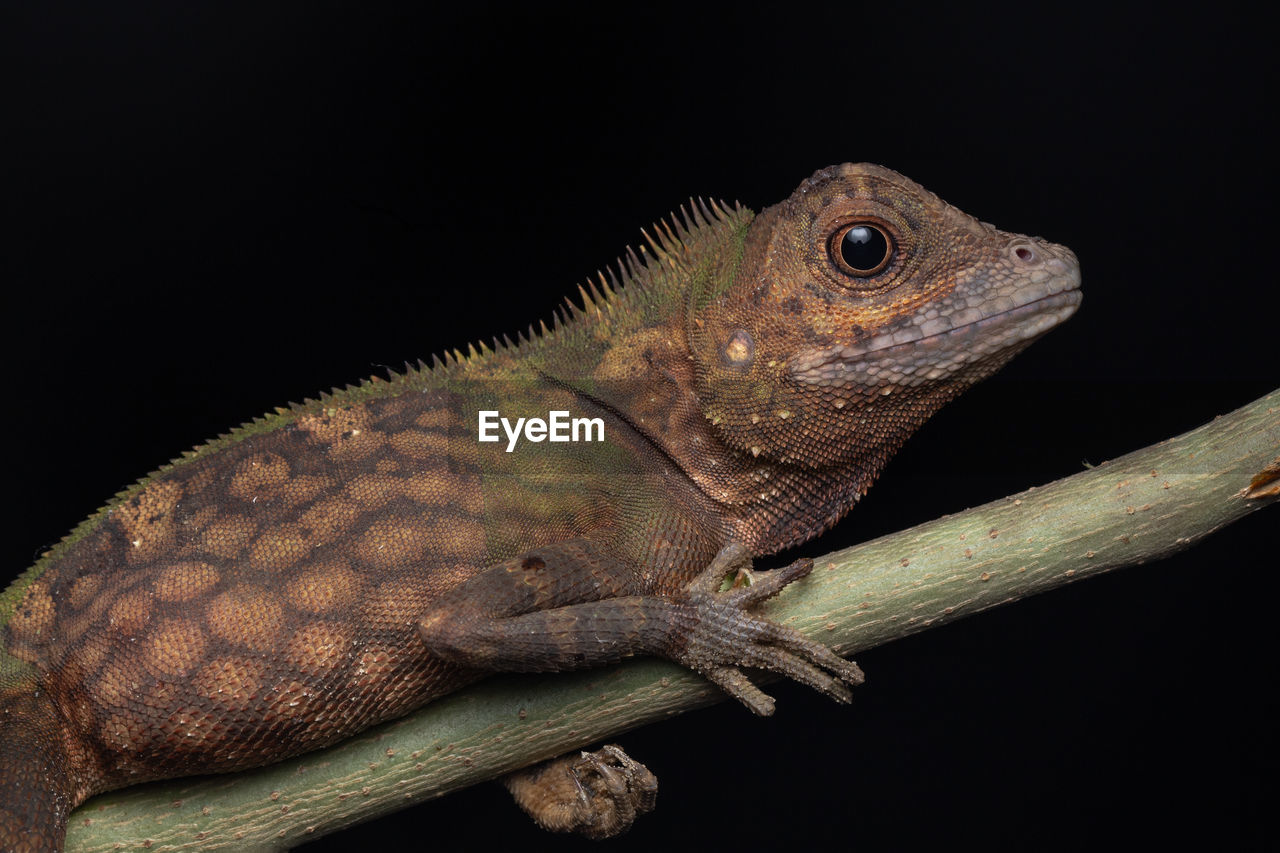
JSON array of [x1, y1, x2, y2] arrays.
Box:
[[829, 223, 893, 278]]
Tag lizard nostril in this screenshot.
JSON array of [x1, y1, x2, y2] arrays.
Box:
[[1014, 245, 1037, 264]]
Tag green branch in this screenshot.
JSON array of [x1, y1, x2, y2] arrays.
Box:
[[65, 390, 1279, 851]]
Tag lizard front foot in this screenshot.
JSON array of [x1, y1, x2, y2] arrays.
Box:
[[672, 542, 865, 716], [503, 744, 658, 839]]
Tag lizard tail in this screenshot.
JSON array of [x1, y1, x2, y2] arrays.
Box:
[[0, 677, 79, 852]]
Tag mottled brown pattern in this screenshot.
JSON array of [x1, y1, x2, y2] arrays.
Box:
[[287, 560, 363, 613], [4, 390, 493, 823], [0, 164, 1080, 851]]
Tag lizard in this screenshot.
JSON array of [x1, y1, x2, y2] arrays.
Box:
[[0, 163, 1081, 851]]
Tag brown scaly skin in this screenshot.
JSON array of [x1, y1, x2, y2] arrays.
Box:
[[0, 164, 1080, 850]]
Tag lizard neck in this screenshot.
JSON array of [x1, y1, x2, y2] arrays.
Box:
[[528, 283, 891, 557], [516, 203, 907, 556]]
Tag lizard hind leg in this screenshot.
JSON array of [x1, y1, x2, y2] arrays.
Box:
[[504, 744, 658, 839], [0, 681, 84, 853]]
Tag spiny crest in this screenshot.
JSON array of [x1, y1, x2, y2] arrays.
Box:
[[407, 196, 748, 372], [21, 196, 754, 578]]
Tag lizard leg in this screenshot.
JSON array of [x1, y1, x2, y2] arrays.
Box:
[[0, 683, 81, 853], [503, 744, 657, 839], [676, 542, 865, 715], [416, 539, 863, 716]]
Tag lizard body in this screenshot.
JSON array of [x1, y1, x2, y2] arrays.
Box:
[[0, 164, 1080, 850]]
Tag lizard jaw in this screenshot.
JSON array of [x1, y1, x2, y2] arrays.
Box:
[[788, 279, 1082, 389]]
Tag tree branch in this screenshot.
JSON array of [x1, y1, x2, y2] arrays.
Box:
[[65, 390, 1279, 851]]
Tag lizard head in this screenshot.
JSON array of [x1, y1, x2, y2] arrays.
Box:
[[689, 162, 1081, 468]]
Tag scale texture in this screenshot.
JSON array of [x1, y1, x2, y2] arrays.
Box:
[[0, 164, 1081, 850]]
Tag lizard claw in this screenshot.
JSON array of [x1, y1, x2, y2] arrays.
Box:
[[701, 665, 777, 716], [504, 744, 658, 839], [673, 543, 864, 715]]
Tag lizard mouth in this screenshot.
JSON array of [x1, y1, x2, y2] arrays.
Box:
[[789, 285, 1082, 387]]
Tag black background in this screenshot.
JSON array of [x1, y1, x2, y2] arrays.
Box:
[[3, 4, 1276, 850]]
